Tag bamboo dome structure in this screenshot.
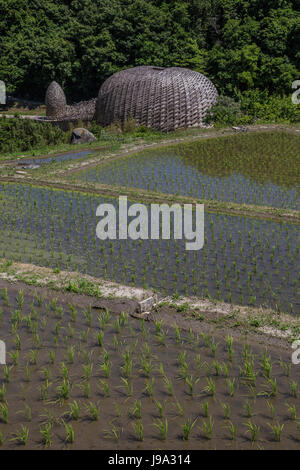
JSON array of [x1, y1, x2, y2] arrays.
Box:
[[96, 66, 218, 132], [45, 81, 67, 119], [45, 81, 96, 121]]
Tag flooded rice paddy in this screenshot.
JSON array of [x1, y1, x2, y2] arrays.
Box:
[[69, 133, 300, 210], [0, 183, 299, 313], [18, 150, 95, 167]]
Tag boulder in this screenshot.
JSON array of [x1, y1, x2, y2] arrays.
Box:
[[71, 128, 96, 145]]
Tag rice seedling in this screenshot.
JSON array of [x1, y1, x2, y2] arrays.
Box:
[[153, 399, 164, 419], [202, 416, 214, 440], [24, 404, 32, 422], [68, 401, 80, 421], [96, 331, 104, 347], [269, 422, 284, 442], [267, 378, 278, 397], [144, 378, 155, 397], [40, 423, 52, 447], [210, 340, 218, 358], [17, 290, 24, 310], [244, 401, 254, 418], [100, 360, 111, 378], [14, 334, 21, 350], [28, 349, 38, 366], [202, 378, 216, 397], [131, 400, 142, 419], [83, 308, 92, 327], [245, 421, 260, 442], [261, 351, 272, 378], [104, 423, 122, 441], [153, 418, 168, 440], [2, 288, 9, 305], [86, 401, 100, 421], [154, 319, 163, 335], [195, 354, 202, 371], [222, 363, 229, 378], [10, 351, 19, 366], [286, 403, 297, 420], [49, 351, 55, 365], [0, 403, 8, 423], [174, 323, 181, 344], [114, 318, 121, 334], [163, 376, 174, 396], [140, 355, 152, 378], [158, 362, 165, 377], [121, 377, 133, 397], [60, 362, 70, 381], [3, 365, 12, 383], [40, 366, 51, 381], [201, 401, 209, 418], [173, 400, 184, 417], [131, 415, 144, 443], [120, 312, 128, 327], [225, 335, 234, 360], [185, 375, 200, 397], [40, 379, 51, 401], [63, 421, 75, 444], [0, 385, 6, 402], [212, 360, 223, 376], [10, 425, 29, 446], [227, 421, 237, 441], [267, 401, 276, 420], [156, 328, 167, 346], [67, 346, 75, 364], [80, 328, 90, 343], [82, 363, 93, 381], [98, 380, 110, 398], [121, 350, 132, 378], [56, 379, 71, 400], [227, 379, 235, 397], [221, 402, 230, 419], [182, 418, 198, 441], [69, 305, 78, 322], [240, 359, 257, 385], [290, 380, 298, 398]]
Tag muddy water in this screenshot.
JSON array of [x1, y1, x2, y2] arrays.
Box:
[[18, 150, 95, 167]]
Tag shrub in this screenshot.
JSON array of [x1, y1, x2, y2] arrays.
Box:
[[205, 96, 243, 126], [0, 115, 66, 153], [206, 91, 300, 126], [239, 89, 300, 124], [122, 116, 137, 133]]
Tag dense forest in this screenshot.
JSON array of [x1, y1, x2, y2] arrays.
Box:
[[0, 0, 299, 117]]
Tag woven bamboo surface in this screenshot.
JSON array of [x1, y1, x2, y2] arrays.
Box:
[[96, 66, 218, 131]]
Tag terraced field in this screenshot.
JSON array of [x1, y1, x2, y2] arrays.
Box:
[[0, 183, 299, 313], [0, 127, 299, 450], [68, 133, 300, 210], [0, 289, 300, 449]]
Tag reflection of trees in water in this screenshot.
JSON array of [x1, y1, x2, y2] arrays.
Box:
[[171, 132, 300, 189]]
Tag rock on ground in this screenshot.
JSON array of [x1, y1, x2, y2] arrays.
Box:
[[71, 127, 96, 144]]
